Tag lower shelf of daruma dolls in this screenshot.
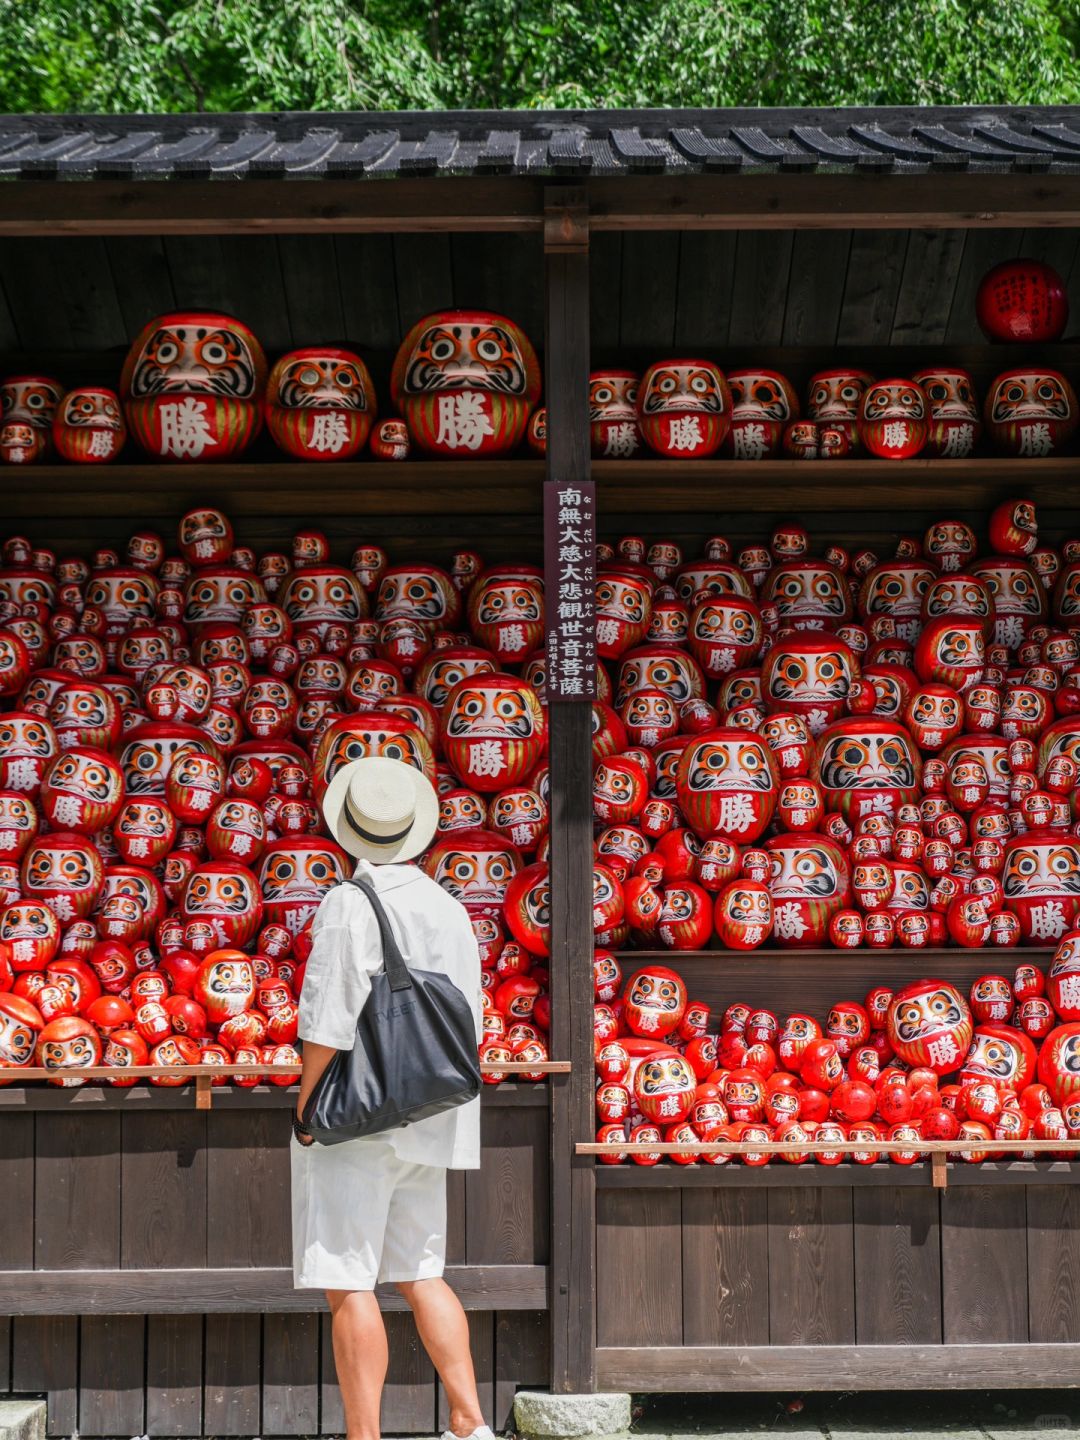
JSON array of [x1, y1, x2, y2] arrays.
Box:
[[612, 947, 1053, 1014]]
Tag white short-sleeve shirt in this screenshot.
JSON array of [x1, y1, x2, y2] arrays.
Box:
[[297, 858, 483, 1170]]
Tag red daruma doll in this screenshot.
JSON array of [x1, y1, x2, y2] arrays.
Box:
[[265, 348, 376, 461], [623, 965, 687, 1039], [53, 387, 126, 464], [390, 310, 541, 458], [121, 312, 267, 462], [638, 360, 731, 459], [887, 979, 973, 1074]]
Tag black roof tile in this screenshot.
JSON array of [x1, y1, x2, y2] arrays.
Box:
[[2, 107, 1080, 180]]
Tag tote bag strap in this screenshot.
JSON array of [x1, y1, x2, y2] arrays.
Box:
[[345, 877, 413, 993]]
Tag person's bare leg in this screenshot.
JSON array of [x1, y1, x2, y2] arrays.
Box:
[[327, 1289, 388, 1440], [396, 1278, 486, 1436]]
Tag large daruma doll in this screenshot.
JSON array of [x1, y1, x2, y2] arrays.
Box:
[[675, 728, 778, 842], [390, 310, 541, 457], [887, 979, 973, 1075], [121, 312, 267, 461], [764, 833, 851, 947], [265, 347, 376, 461], [638, 360, 731, 459], [1002, 830, 1080, 944], [440, 674, 546, 792], [812, 717, 921, 823]]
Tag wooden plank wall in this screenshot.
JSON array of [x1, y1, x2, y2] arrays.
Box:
[[4, 226, 1078, 382], [588, 227, 1080, 356], [594, 1182, 1080, 1357], [0, 1095, 550, 1437]]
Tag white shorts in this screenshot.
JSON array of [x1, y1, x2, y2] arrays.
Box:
[[291, 1135, 447, 1291]]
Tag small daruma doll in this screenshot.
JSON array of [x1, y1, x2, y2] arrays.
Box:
[[121, 311, 267, 461], [194, 948, 256, 1026], [440, 674, 546, 793], [714, 879, 772, 950], [633, 1051, 696, 1125], [638, 360, 731, 458], [467, 566, 544, 661], [35, 1015, 101, 1087], [984, 369, 1078, 457], [858, 379, 928, 460], [887, 979, 973, 1074], [53, 387, 126, 464], [912, 369, 981, 459], [589, 371, 642, 458], [390, 309, 541, 457], [265, 347, 375, 460], [623, 965, 687, 1038], [1, 376, 62, 465], [725, 369, 798, 460]]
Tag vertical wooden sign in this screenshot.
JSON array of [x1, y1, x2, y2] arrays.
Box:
[[543, 479, 597, 700]]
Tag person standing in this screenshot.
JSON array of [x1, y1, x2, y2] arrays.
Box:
[[291, 756, 493, 1440]]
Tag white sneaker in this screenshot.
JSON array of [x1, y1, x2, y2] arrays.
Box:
[[441, 1427, 496, 1440]]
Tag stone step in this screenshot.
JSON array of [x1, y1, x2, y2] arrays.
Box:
[[0, 1402, 45, 1440]]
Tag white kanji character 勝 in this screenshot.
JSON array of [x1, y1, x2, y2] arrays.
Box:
[[499, 623, 527, 654], [926, 1034, 961, 1070], [126, 836, 150, 859], [158, 397, 216, 459], [603, 422, 638, 458], [595, 618, 621, 649], [1056, 974, 1080, 1013], [5, 758, 38, 792], [1030, 900, 1068, 941], [87, 430, 115, 459], [308, 413, 351, 454], [733, 422, 768, 460], [435, 394, 494, 451], [1019, 422, 1053, 458], [467, 740, 507, 780], [716, 793, 756, 835], [773, 902, 807, 941], [881, 420, 910, 450], [940, 423, 975, 459], [49, 794, 85, 827], [667, 415, 703, 452], [707, 646, 738, 674]]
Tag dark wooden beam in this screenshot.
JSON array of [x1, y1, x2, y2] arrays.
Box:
[[0, 178, 546, 236], [544, 184, 597, 1396], [0, 1265, 548, 1315], [596, 1342, 1080, 1389], [589, 173, 1080, 229], [0, 1082, 548, 1112]]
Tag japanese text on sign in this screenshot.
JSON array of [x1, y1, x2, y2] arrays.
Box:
[[544, 481, 597, 700]]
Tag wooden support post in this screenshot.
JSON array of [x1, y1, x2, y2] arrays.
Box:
[[544, 185, 597, 1395], [195, 1074, 213, 1111], [932, 1152, 948, 1190]]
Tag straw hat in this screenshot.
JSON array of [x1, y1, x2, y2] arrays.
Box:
[[321, 757, 438, 864]]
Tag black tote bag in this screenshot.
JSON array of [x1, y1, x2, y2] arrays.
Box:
[[302, 877, 481, 1144]]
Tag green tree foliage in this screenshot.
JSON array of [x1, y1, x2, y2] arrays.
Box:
[[2, 0, 1080, 112]]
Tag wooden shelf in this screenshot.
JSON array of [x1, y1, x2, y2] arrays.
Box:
[[593, 455, 1080, 513], [595, 1160, 1080, 1188], [0, 460, 547, 519]]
